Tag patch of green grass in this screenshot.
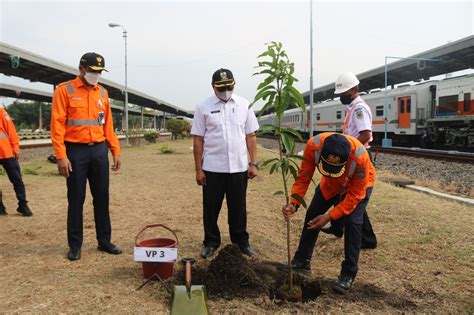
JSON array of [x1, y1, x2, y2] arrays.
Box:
[[159, 144, 175, 154], [454, 303, 474, 313], [22, 167, 41, 176]]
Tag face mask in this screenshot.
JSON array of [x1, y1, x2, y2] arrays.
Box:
[[216, 90, 233, 102], [339, 93, 354, 105], [84, 71, 100, 86]]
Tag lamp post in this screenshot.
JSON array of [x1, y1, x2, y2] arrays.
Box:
[[108, 22, 129, 145], [309, 0, 314, 137], [383, 56, 441, 148]]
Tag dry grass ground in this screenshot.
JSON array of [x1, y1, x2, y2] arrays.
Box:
[[1, 139, 472, 313]]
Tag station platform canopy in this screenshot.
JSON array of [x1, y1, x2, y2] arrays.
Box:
[[0, 83, 159, 117], [303, 35, 474, 104], [0, 42, 192, 118], [0, 82, 52, 103]]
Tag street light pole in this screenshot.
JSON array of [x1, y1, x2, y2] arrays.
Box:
[[309, 0, 314, 137], [383, 55, 441, 148], [108, 23, 129, 145]]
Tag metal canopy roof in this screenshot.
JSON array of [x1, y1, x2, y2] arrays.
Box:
[[0, 83, 52, 103], [0, 83, 157, 117], [302, 35, 474, 104], [0, 42, 192, 118]]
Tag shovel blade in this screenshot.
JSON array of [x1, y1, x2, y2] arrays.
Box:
[[171, 285, 209, 315]]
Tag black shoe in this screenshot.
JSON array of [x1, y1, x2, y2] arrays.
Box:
[[333, 274, 354, 294], [17, 204, 33, 217], [240, 246, 257, 257], [276, 259, 311, 275], [67, 248, 81, 261], [361, 242, 377, 250], [0, 205, 7, 216], [320, 225, 343, 238], [97, 243, 122, 255], [200, 246, 216, 259]]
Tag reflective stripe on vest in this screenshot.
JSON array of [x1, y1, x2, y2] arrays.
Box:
[[313, 134, 321, 146], [65, 83, 74, 94], [315, 149, 321, 164], [313, 135, 322, 162], [0, 133, 8, 139], [66, 82, 105, 99], [354, 145, 366, 158], [66, 119, 100, 126], [348, 160, 357, 177]]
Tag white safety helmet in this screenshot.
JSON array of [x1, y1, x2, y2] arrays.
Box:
[[334, 72, 360, 94]]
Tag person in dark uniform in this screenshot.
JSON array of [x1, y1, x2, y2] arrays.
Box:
[[277, 133, 377, 294], [51, 52, 122, 261], [0, 107, 33, 217]]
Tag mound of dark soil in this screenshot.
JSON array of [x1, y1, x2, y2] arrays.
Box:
[[205, 244, 267, 298], [172, 244, 321, 303]]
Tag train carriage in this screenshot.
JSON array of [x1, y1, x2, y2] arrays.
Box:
[[257, 74, 474, 148]]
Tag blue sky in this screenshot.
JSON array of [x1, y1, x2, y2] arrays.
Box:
[[0, 0, 472, 111]]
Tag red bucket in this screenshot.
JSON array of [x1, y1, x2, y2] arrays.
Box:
[[135, 224, 179, 280]]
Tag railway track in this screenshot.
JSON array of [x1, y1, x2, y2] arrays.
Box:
[[371, 146, 474, 164], [257, 135, 474, 164]]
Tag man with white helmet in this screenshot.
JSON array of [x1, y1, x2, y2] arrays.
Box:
[[320, 72, 377, 249]]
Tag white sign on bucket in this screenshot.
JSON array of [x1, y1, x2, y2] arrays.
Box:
[[134, 247, 178, 262]]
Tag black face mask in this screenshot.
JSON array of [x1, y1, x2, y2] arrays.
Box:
[[339, 93, 354, 105]]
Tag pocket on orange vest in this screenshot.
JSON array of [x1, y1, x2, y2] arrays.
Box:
[[70, 100, 85, 108]]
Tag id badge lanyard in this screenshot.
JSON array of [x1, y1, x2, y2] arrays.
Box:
[[98, 99, 105, 126]]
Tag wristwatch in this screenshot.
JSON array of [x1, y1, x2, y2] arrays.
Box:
[[248, 162, 259, 169]]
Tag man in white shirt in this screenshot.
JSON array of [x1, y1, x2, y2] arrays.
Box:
[[320, 72, 377, 250], [191, 68, 259, 259]]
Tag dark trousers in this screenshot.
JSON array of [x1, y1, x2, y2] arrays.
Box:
[[329, 150, 377, 247], [66, 142, 111, 250], [0, 157, 27, 207], [202, 171, 249, 249], [329, 207, 377, 248], [294, 185, 373, 278]]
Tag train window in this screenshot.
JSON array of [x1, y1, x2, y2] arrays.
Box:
[[376, 106, 384, 116], [464, 93, 471, 112], [438, 95, 459, 113], [316, 113, 320, 121], [407, 98, 411, 113], [400, 99, 405, 113], [336, 111, 341, 119]]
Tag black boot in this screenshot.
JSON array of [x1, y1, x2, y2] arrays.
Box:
[[333, 274, 355, 294], [276, 259, 311, 275], [17, 204, 33, 217]]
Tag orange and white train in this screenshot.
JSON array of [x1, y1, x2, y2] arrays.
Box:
[[258, 74, 474, 148]]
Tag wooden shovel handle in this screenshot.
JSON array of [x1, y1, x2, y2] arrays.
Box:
[[185, 261, 192, 288]]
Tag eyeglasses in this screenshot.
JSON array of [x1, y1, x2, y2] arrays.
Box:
[[215, 85, 234, 92]]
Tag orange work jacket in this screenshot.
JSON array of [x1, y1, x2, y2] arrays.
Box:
[[50, 76, 120, 160], [0, 108, 20, 159], [290, 132, 376, 221]]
